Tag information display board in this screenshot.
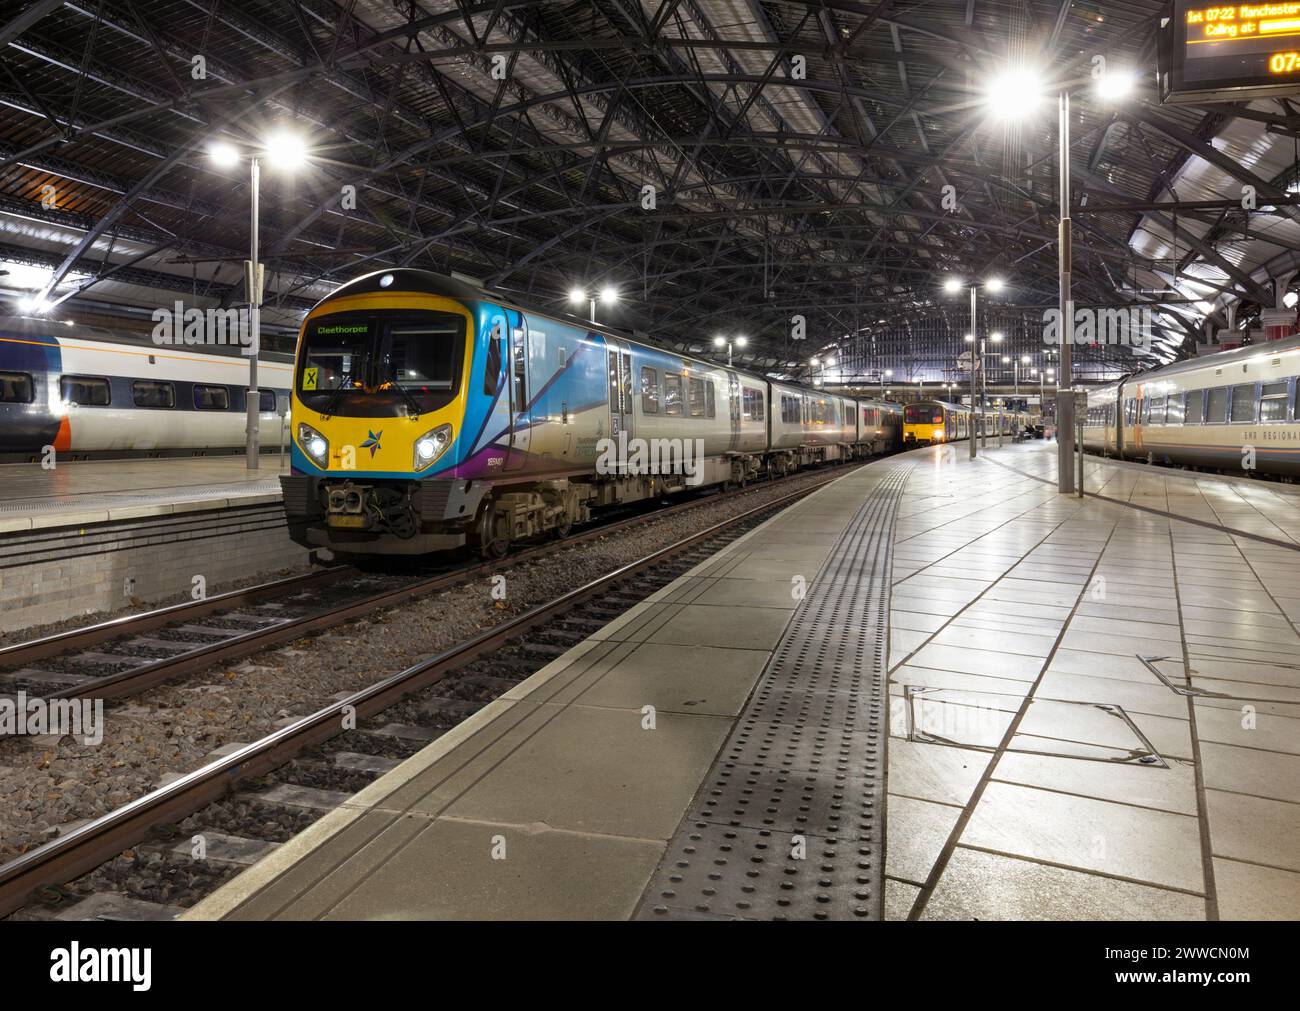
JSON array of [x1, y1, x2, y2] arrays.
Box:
[[1160, 2, 1300, 103]]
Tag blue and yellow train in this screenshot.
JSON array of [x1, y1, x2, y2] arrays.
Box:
[[280, 269, 902, 557]]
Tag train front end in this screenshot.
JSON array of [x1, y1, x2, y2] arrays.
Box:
[[281, 270, 490, 556], [903, 401, 947, 446]]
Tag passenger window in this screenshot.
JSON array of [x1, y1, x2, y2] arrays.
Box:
[[1206, 387, 1228, 424], [1230, 383, 1256, 423], [132, 380, 175, 408], [1260, 382, 1288, 422], [1185, 391, 1204, 425], [0, 371, 34, 403], [664, 373, 683, 416], [640, 366, 659, 414], [1148, 396, 1166, 425], [753, 390, 764, 421], [688, 377, 706, 417], [252, 389, 276, 413], [60, 375, 110, 406], [1166, 393, 1185, 425], [194, 384, 230, 410], [484, 324, 502, 396], [621, 353, 632, 414], [706, 381, 715, 418]]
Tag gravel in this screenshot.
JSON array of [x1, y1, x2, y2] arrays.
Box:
[[0, 465, 854, 864]]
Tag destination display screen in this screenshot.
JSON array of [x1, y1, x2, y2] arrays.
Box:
[[1163, 2, 1300, 102]]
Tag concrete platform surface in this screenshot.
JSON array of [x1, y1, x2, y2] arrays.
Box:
[[185, 440, 1300, 920], [0, 457, 284, 531]]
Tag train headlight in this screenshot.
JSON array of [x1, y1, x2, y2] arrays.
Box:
[[933, 429, 944, 441], [297, 422, 329, 465], [414, 423, 453, 470]]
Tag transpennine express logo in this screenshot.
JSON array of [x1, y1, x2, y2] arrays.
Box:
[[361, 430, 383, 457]]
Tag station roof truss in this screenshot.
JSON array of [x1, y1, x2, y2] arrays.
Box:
[[3, 1, 1300, 380]]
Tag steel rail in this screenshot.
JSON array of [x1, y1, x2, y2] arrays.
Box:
[[5, 465, 861, 705], [0, 476, 835, 919]]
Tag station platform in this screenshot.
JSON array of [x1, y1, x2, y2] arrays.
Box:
[[185, 440, 1300, 921], [0, 456, 284, 532], [0, 456, 303, 634]]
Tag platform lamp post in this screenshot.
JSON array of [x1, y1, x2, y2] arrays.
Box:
[[981, 331, 1004, 449], [569, 285, 619, 324], [984, 64, 1134, 493], [714, 334, 747, 367], [209, 131, 310, 471], [956, 275, 1003, 457], [810, 353, 835, 386], [880, 368, 892, 399]]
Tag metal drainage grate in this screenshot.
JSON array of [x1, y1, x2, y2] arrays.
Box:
[[635, 465, 910, 920]]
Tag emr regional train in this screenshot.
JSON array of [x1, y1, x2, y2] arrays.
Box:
[[279, 269, 902, 558], [1082, 334, 1300, 477], [0, 313, 292, 461]]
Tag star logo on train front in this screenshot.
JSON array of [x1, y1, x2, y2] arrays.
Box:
[[361, 430, 383, 457]]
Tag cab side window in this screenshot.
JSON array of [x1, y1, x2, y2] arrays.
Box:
[[484, 324, 503, 396]]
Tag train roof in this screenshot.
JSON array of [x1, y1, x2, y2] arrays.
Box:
[[313, 269, 899, 407], [0, 314, 293, 362], [909, 399, 966, 410], [1132, 332, 1300, 382]]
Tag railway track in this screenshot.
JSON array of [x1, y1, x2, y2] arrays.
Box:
[[0, 463, 862, 706], [0, 464, 857, 920]]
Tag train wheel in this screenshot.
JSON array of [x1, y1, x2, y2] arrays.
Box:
[[473, 505, 511, 560]]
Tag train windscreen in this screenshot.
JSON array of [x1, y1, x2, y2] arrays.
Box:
[[298, 310, 465, 416], [905, 405, 942, 424]]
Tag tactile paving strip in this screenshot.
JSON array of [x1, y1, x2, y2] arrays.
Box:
[[635, 465, 910, 920]]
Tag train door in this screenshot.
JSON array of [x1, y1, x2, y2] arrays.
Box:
[[729, 374, 741, 448], [504, 311, 530, 471], [606, 339, 633, 443]]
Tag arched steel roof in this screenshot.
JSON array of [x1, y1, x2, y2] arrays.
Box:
[[2, 1, 1299, 384]]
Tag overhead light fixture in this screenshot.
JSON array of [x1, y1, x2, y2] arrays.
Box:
[[600, 286, 618, 305], [568, 287, 585, 304], [208, 141, 240, 168], [263, 130, 308, 169], [1095, 69, 1136, 102], [943, 277, 963, 294], [735, 336, 748, 347], [986, 68, 1045, 121], [985, 278, 1005, 293]]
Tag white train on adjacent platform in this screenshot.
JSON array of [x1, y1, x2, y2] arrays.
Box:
[[1082, 334, 1300, 477], [0, 314, 293, 462]]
